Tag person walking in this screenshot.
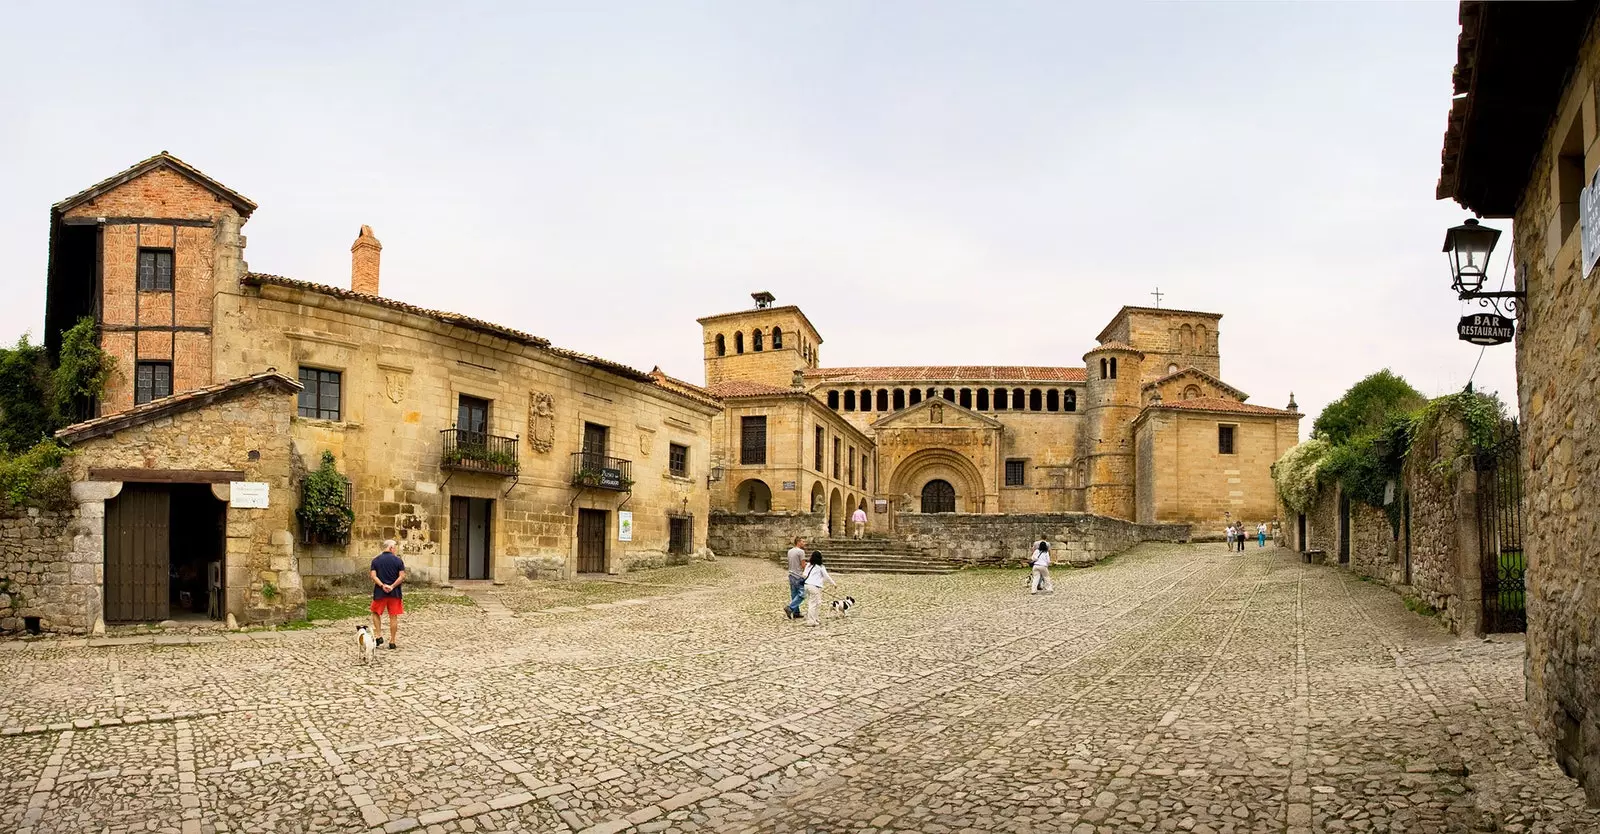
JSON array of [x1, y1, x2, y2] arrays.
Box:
[[1237, 523, 1247, 552], [1225, 522, 1236, 552], [802, 551, 838, 626], [784, 536, 808, 619], [369, 539, 406, 650], [851, 506, 868, 539], [1029, 541, 1053, 594], [1257, 522, 1267, 548]]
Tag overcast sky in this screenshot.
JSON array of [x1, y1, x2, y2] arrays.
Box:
[[0, 1, 1514, 428]]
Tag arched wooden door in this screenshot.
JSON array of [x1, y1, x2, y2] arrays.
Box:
[[921, 479, 956, 513]]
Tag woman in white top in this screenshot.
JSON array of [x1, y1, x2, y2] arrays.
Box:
[[802, 551, 838, 626], [1030, 541, 1053, 595]]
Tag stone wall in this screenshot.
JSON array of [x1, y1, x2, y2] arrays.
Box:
[[707, 511, 828, 560], [895, 513, 1190, 568], [1346, 500, 1397, 584], [0, 507, 85, 633]]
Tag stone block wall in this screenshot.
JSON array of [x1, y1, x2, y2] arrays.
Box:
[[1346, 500, 1397, 584], [895, 513, 1190, 568], [707, 511, 828, 560], [0, 507, 86, 633]]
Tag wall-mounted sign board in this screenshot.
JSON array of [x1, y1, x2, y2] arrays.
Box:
[[229, 482, 270, 508], [1457, 313, 1515, 346]]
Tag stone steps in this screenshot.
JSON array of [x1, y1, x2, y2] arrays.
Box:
[[806, 539, 961, 575]]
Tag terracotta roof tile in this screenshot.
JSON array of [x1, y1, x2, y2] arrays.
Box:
[[55, 151, 257, 216], [244, 273, 552, 349], [1141, 367, 1249, 400], [649, 368, 722, 406], [1086, 341, 1142, 354], [1147, 397, 1302, 418], [802, 366, 1087, 383], [56, 370, 301, 443], [705, 380, 800, 398]]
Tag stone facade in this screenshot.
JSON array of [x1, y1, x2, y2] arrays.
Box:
[[0, 507, 79, 633], [1134, 403, 1300, 528], [705, 511, 828, 560], [894, 512, 1190, 568]]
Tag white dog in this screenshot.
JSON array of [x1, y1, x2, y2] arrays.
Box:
[[830, 596, 856, 617], [355, 624, 377, 665]]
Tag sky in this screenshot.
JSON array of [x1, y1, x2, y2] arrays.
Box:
[[0, 1, 1516, 428]]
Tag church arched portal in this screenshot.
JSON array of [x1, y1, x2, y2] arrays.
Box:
[[921, 480, 956, 514], [888, 448, 986, 514]]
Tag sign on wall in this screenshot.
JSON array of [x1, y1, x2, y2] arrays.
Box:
[[599, 467, 624, 490], [781, 481, 796, 491], [874, 499, 889, 513], [1457, 313, 1515, 346], [618, 511, 633, 542], [1582, 168, 1600, 278], [229, 482, 270, 508]]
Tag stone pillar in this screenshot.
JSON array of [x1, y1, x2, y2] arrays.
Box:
[[1454, 455, 1484, 636], [69, 480, 121, 634]]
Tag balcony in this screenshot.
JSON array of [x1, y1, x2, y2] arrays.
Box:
[[571, 451, 633, 491], [441, 428, 520, 476]]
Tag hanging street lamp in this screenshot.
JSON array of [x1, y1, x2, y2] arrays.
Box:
[[1443, 218, 1522, 345]]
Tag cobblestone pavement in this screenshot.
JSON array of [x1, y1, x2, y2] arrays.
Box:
[[2, 543, 1595, 834]]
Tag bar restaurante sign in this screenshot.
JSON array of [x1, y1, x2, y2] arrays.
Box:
[[1457, 313, 1515, 346]]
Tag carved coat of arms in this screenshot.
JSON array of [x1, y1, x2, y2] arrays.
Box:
[[384, 372, 407, 404], [529, 392, 555, 453]]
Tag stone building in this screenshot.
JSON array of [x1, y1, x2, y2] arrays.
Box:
[[697, 295, 1301, 530], [1436, 0, 1600, 800], [27, 152, 719, 631]]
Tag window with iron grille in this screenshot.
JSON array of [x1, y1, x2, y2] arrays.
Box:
[[833, 437, 841, 479], [814, 426, 824, 471], [1218, 424, 1236, 455], [669, 516, 692, 554], [137, 248, 173, 291], [740, 416, 767, 464], [1005, 459, 1026, 486], [847, 445, 855, 483], [669, 443, 688, 477], [298, 368, 342, 420], [862, 455, 869, 489], [135, 361, 172, 404]]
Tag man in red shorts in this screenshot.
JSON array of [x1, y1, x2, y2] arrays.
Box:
[[369, 539, 406, 650]]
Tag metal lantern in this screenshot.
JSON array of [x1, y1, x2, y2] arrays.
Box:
[[1442, 218, 1502, 295]]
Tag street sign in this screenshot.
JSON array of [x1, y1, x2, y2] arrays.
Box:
[[229, 482, 270, 508], [1582, 168, 1600, 278], [1458, 313, 1515, 346]]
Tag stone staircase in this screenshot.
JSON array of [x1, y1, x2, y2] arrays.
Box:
[[810, 537, 961, 575]]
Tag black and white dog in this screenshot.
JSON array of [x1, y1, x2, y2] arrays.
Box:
[[355, 624, 377, 665], [829, 596, 856, 616]]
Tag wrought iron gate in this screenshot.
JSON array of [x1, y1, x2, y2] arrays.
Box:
[[1476, 424, 1526, 633]]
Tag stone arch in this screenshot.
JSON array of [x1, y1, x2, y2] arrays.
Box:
[[772, 327, 783, 348], [909, 389, 922, 405], [893, 388, 906, 410], [734, 331, 744, 354], [977, 388, 990, 411], [995, 388, 1008, 411], [921, 480, 956, 513], [1181, 324, 1194, 350], [1029, 389, 1043, 411], [1046, 389, 1060, 412], [959, 388, 972, 409], [861, 388, 874, 412], [889, 448, 986, 514], [735, 479, 772, 513], [1196, 324, 1209, 353], [829, 488, 844, 536], [942, 388, 955, 402], [845, 492, 857, 520], [876, 389, 889, 411], [857, 496, 868, 512], [828, 390, 840, 409], [1076, 459, 1087, 488], [810, 480, 825, 512], [1168, 363, 1179, 375], [1064, 389, 1077, 412], [715, 334, 726, 356], [844, 390, 856, 411], [1184, 385, 1203, 400], [1012, 387, 1024, 407], [752, 329, 764, 351]]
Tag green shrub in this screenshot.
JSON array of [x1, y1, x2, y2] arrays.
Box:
[[297, 451, 354, 543], [0, 441, 71, 509]]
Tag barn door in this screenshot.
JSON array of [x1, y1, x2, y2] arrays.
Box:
[[105, 485, 171, 622]]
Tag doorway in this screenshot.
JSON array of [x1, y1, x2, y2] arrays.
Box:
[[105, 483, 226, 623], [577, 509, 608, 573], [1297, 513, 1307, 552], [449, 496, 493, 580], [921, 479, 956, 513], [1338, 494, 1351, 564]]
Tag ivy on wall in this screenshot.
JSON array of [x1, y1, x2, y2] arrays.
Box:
[[297, 451, 354, 543]]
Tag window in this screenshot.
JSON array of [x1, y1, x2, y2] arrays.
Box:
[[848, 445, 855, 483], [815, 426, 825, 471], [994, 388, 1008, 411], [909, 388, 922, 405], [861, 454, 869, 489], [828, 390, 840, 410], [740, 416, 767, 464], [893, 389, 905, 410], [735, 331, 744, 354], [1046, 389, 1059, 412], [1558, 117, 1585, 241], [833, 437, 841, 479], [844, 390, 856, 411], [715, 334, 726, 356], [877, 389, 889, 411], [135, 361, 172, 404], [977, 389, 989, 411], [959, 388, 972, 409], [1064, 389, 1076, 412], [753, 329, 764, 351], [772, 327, 783, 348], [1109, 357, 1118, 379], [1005, 459, 1026, 486], [1218, 424, 1236, 455], [942, 388, 955, 402], [1029, 389, 1042, 411], [297, 367, 341, 419], [137, 248, 173, 291], [1100, 358, 1108, 379], [669, 516, 691, 554], [669, 443, 688, 477]]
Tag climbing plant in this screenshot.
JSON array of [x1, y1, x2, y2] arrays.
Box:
[[297, 451, 354, 544], [1271, 438, 1330, 514], [51, 317, 115, 426]]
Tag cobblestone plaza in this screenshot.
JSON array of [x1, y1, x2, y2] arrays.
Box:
[[2, 544, 1593, 834]]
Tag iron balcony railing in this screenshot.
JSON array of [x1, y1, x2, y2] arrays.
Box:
[[441, 428, 520, 476], [571, 451, 633, 491]]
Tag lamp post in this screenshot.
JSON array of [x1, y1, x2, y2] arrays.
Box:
[[1443, 218, 1523, 318]]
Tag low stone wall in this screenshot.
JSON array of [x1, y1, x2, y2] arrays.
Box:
[[1347, 501, 1397, 583], [895, 513, 1191, 568], [0, 506, 93, 634], [708, 512, 828, 559]]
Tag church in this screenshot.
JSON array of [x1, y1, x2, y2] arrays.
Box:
[[690, 292, 1301, 535]]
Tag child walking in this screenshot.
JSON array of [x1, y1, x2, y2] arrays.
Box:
[[1030, 541, 1053, 594], [802, 551, 838, 626]]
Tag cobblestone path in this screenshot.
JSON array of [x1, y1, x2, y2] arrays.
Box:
[[2, 543, 1594, 834]]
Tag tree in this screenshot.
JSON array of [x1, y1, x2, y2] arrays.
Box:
[[0, 335, 52, 455], [1311, 369, 1426, 446]]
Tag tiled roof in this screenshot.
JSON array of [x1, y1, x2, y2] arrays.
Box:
[[54, 151, 257, 216], [649, 368, 723, 406], [243, 273, 552, 348], [1147, 397, 1302, 418], [1086, 341, 1142, 355], [705, 380, 801, 399], [803, 366, 1087, 383], [56, 371, 301, 444]]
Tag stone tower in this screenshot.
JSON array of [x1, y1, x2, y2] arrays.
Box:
[[1081, 342, 1144, 520], [696, 292, 824, 388]]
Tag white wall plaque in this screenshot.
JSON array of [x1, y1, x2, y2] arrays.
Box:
[[618, 511, 633, 542], [230, 482, 270, 508]]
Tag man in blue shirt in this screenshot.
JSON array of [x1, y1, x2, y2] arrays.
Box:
[[369, 539, 407, 650]]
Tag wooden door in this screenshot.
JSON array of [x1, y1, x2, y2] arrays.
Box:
[[449, 496, 469, 579], [105, 485, 171, 622], [458, 396, 489, 445], [577, 509, 607, 573], [920, 479, 956, 514], [449, 497, 493, 580], [582, 423, 608, 469]]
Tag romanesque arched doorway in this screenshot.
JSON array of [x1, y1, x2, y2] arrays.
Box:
[[921, 479, 956, 513], [887, 448, 987, 514]]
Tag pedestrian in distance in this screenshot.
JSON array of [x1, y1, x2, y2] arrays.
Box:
[[1258, 522, 1267, 548], [1029, 541, 1053, 594], [784, 536, 808, 620], [369, 539, 406, 650], [1237, 523, 1247, 552], [802, 551, 839, 627], [851, 505, 868, 539], [1225, 523, 1236, 551]]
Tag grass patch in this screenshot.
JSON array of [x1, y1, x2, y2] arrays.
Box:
[[293, 590, 474, 627], [1402, 594, 1440, 618]]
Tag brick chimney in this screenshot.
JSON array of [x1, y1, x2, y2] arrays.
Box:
[[351, 225, 381, 295]]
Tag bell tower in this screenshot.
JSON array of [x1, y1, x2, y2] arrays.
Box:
[[1081, 341, 1145, 520], [697, 292, 823, 388]]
